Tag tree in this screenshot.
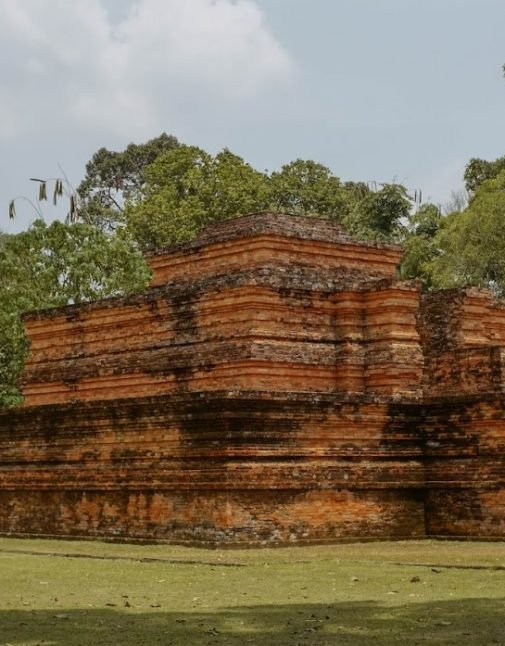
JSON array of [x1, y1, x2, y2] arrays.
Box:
[[268, 159, 355, 220], [0, 305, 27, 407], [429, 170, 505, 293], [77, 133, 179, 231], [0, 220, 150, 406], [125, 148, 379, 251], [344, 183, 411, 242], [464, 156, 505, 193], [125, 146, 270, 250], [0, 231, 8, 250], [400, 204, 443, 284]]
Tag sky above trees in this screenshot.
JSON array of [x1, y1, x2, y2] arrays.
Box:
[[1, 0, 505, 232]]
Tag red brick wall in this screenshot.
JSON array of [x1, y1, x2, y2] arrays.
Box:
[[0, 393, 425, 544], [148, 212, 403, 286], [418, 290, 505, 397], [22, 279, 424, 406], [1, 213, 504, 545], [422, 396, 505, 538]]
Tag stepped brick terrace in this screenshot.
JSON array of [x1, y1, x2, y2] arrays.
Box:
[[0, 212, 504, 545]]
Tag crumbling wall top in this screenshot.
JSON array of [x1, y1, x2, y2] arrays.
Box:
[[147, 211, 403, 256], [147, 212, 404, 288]]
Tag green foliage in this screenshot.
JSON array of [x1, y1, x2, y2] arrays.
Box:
[[464, 156, 505, 193], [0, 221, 150, 406], [400, 204, 443, 284], [78, 133, 179, 231], [0, 308, 27, 407], [409, 203, 443, 238], [344, 184, 411, 242], [0, 231, 8, 250], [269, 159, 353, 220], [429, 171, 505, 293], [1, 220, 150, 306], [125, 149, 382, 250], [126, 146, 270, 250]]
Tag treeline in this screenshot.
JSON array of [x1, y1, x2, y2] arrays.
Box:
[[1, 133, 504, 405]]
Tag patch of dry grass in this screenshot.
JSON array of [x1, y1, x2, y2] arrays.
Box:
[[0, 538, 504, 645]]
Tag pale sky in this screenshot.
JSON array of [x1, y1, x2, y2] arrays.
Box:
[[1, 0, 504, 233]]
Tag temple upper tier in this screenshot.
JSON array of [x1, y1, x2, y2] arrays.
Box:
[[20, 212, 505, 406]]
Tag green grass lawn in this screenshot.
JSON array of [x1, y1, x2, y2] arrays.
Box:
[[0, 537, 504, 645]]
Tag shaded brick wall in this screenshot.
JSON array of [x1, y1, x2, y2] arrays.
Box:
[[0, 392, 425, 544], [422, 395, 505, 538], [418, 289, 505, 396]]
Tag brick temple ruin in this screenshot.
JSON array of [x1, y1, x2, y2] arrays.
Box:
[[0, 212, 504, 545]]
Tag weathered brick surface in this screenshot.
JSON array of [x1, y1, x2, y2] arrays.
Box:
[[147, 212, 403, 287], [0, 392, 425, 544], [421, 395, 505, 537], [22, 275, 423, 405], [1, 212, 505, 544], [418, 289, 505, 396]]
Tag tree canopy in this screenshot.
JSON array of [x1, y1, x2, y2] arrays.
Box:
[[77, 132, 179, 231], [268, 159, 352, 219], [345, 183, 411, 242], [124, 147, 383, 251], [125, 146, 271, 249], [400, 204, 443, 285], [428, 170, 505, 293], [464, 155, 505, 193]]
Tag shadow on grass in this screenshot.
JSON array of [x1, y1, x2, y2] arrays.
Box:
[[1, 598, 504, 645]]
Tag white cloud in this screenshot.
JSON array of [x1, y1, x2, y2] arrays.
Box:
[[0, 0, 294, 139], [115, 0, 291, 97]]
